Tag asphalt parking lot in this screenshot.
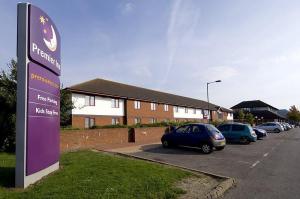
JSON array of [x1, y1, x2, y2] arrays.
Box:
[[126, 128, 300, 199]]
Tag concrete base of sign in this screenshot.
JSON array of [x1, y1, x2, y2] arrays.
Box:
[[22, 162, 59, 188]]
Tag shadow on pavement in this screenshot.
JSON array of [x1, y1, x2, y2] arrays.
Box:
[[0, 166, 15, 188], [139, 144, 207, 155]]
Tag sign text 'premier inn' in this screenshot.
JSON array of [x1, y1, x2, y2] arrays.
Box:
[[16, 3, 61, 188]]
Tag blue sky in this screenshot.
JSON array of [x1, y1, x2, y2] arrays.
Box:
[[1, 0, 300, 109]]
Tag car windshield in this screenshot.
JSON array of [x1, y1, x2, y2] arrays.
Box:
[[206, 124, 221, 134]]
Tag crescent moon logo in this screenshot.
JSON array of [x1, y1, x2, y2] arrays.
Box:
[[43, 25, 57, 52]]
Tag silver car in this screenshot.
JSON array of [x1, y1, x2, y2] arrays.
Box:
[[256, 122, 284, 133]]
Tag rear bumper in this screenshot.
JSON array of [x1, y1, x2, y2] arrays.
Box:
[[212, 139, 226, 147]]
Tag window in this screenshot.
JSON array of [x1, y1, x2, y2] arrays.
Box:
[[185, 107, 188, 113], [176, 125, 190, 134], [134, 117, 141, 124], [112, 118, 120, 125], [203, 110, 209, 118], [174, 106, 179, 112], [191, 125, 203, 134], [164, 104, 169, 111], [85, 96, 95, 106], [84, 117, 95, 128], [150, 118, 157, 124], [218, 125, 230, 131], [150, 102, 157, 111], [193, 109, 196, 114], [134, 100, 141, 109], [232, 125, 245, 131], [218, 112, 223, 120], [111, 99, 119, 108]]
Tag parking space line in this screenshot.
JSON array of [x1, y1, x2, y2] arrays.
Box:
[[251, 160, 260, 168]]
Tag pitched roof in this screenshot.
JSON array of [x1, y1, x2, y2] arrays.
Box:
[[249, 110, 286, 119], [231, 100, 278, 110], [67, 78, 233, 112]]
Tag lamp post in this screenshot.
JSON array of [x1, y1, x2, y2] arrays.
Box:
[[206, 80, 221, 123]]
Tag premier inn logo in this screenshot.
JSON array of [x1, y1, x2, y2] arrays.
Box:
[[39, 15, 57, 52]]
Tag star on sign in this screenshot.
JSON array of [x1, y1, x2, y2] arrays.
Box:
[[40, 16, 45, 25]]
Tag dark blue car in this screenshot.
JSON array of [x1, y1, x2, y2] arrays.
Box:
[[161, 123, 226, 154]]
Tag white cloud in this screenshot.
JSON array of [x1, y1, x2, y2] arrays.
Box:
[[194, 66, 239, 81], [161, 0, 201, 87], [121, 2, 135, 15], [132, 65, 152, 78]]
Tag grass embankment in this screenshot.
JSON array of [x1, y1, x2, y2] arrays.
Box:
[[0, 151, 190, 199]]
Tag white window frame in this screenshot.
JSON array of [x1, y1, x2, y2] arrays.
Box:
[[193, 109, 196, 114], [151, 102, 157, 111], [174, 106, 178, 112], [85, 117, 95, 128], [134, 100, 141, 109], [111, 99, 119, 108], [85, 96, 95, 106], [134, 117, 141, 124], [185, 107, 188, 113], [112, 118, 120, 125], [150, 118, 157, 124], [164, 104, 169, 112]]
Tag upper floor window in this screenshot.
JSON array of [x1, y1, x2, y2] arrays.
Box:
[[85, 96, 95, 106], [111, 99, 119, 108], [193, 109, 196, 114], [203, 110, 209, 116], [151, 102, 157, 111], [185, 107, 188, 113], [174, 106, 179, 112], [134, 100, 141, 109], [112, 118, 120, 125], [164, 104, 169, 112]]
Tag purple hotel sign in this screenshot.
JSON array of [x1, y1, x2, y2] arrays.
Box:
[[16, 3, 61, 188]]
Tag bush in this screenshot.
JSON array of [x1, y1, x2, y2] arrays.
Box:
[[210, 120, 226, 127]]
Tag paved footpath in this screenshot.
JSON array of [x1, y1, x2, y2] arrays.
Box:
[[110, 128, 300, 199]]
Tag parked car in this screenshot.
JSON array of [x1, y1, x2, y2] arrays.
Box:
[[253, 127, 267, 139], [256, 122, 284, 133], [217, 123, 257, 144], [280, 122, 289, 131], [161, 123, 226, 154], [283, 122, 292, 130]]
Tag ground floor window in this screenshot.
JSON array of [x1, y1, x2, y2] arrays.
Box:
[[112, 118, 120, 125], [85, 117, 95, 128], [150, 118, 157, 124], [134, 117, 141, 124]]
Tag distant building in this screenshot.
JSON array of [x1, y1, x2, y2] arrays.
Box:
[[231, 100, 286, 122], [66, 78, 233, 128]]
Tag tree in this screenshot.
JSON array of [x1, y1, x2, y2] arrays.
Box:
[[0, 59, 74, 151], [60, 88, 74, 126], [287, 105, 300, 122], [236, 110, 245, 120], [244, 113, 255, 125], [0, 59, 17, 152]]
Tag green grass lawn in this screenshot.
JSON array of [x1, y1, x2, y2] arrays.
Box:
[[0, 151, 191, 199]]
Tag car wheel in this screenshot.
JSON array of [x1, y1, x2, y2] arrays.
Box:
[[240, 137, 250, 144], [274, 128, 280, 133], [215, 146, 225, 151], [201, 143, 213, 154], [162, 140, 170, 148]]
